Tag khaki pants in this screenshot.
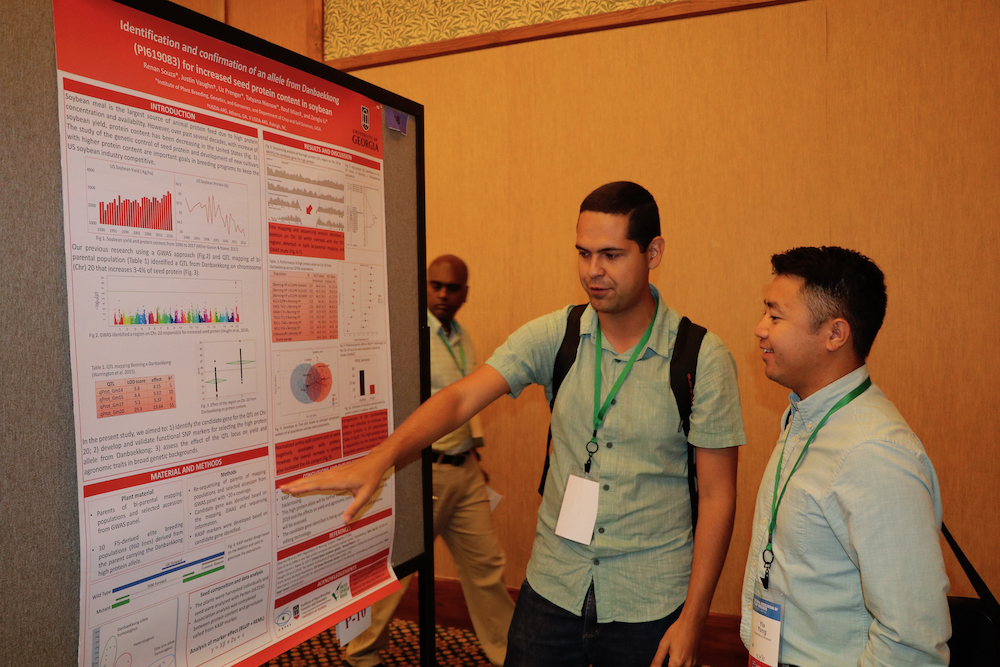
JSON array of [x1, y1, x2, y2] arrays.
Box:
[[345, 454, 515, 667]]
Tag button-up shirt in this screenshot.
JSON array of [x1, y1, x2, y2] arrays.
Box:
[[487, 285, 745, 622], [429, 311, 476, 454], [740, 365, 950, 666]]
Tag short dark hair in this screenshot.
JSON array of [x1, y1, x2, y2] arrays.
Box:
[[771, 246, 887, 360], [580, 181, 660, 252]]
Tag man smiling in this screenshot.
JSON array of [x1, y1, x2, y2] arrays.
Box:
[[741, 246, 950, 666], [283, 182, 745, 667]]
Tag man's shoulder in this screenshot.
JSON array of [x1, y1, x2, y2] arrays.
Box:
[[486, 304, 591, 395], [805, 384, 936, 494], [513, 303, 588, 341], [845, 385, 926, 455]]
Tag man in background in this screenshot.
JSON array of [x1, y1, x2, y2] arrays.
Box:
[[741, 246, 950, 666], [345, 254, 515, 667]]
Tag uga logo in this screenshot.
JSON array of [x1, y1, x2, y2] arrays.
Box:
[[361, 106, 370, 131]]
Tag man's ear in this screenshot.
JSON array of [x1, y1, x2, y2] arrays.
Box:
[[826, 318, 852, 353], [647, 236, 665, 270]]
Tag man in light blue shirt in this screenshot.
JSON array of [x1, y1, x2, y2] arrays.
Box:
[[741, 246, 950, 666], [284, 182, 746, 667]]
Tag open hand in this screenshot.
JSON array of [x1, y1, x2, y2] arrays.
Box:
[[279, 449, 392, 523]]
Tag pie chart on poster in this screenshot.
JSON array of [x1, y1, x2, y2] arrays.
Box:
[[290, 362, 333, 404]]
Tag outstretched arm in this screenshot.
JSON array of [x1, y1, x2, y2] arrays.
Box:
[[651, 446, 739, 667], [280, 365, 511, 522]]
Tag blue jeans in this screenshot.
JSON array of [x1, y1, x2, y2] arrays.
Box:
[[504, 579, 683, 667]]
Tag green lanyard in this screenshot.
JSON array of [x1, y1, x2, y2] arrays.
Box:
[[437, 328, 467, 376], [585, 301, 659, 473], [760, 376, 872, 589]]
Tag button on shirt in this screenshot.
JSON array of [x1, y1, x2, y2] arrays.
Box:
[[487, 286, 745, 623], [429, 311, 475, 454], [740, 366, 950, 666]]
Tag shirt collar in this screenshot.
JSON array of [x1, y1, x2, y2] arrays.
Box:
[[427, 310, 463, 339], [788, 364, 871, 423], [579, 284, 679, 359]]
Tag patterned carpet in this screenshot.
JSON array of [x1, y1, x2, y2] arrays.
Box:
[[263, 618, 491, 666]]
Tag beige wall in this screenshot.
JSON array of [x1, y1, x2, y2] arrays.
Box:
[[186, 0, 1000, 616]]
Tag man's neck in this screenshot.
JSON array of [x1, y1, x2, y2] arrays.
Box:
[[439, 318, 453, 336], [597, 289, 657, 353], [796, 359, 865, 400]]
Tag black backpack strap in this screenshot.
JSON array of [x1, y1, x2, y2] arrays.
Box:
[[670, 316, 706, 529], [943, 523, 1000, 624], [540, 304, 587, 495]]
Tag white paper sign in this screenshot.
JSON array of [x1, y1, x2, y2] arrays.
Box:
[[336, 607, 372, 645]]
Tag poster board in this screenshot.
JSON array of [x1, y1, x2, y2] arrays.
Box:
[[0, 1, 428, 666]]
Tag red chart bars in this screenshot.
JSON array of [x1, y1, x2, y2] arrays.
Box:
[[99, 192, 173, 231], [359, 369, 375, 396]]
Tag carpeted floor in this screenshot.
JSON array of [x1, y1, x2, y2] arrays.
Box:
[[263, 618, 491, 666]]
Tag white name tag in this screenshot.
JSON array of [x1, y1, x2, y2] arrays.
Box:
[[749, 585, 783, 667], [554, 474, 599, 545]]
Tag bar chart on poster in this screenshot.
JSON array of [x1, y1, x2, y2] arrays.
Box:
[[86, 157, 251, 245], [51, 0, 419, 665]]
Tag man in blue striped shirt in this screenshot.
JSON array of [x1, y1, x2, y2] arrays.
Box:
[[741, 247, 949, 666]]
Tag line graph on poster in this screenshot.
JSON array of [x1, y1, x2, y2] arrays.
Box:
[[274, 346, 340, 422], [265, 153, 347, 231], [199, 339, 258, 400], [86, 157, 249, 246]]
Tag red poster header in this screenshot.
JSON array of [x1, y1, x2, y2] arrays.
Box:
[[64, 78, 256, 136], [83, 447, 268, 497], [264, 132, 381, 171], [52, 0, 383, 158]]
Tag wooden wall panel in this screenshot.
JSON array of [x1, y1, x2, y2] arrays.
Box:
[[168, 0, 224, 22], [168, 0, 322, 60], [224, 0, 323, 60]]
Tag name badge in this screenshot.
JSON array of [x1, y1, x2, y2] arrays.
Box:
[[749, 582, 783, 667], [554, 473, 599, 545]]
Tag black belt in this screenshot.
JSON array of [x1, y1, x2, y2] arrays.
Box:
[[434, 451, 469, 466]]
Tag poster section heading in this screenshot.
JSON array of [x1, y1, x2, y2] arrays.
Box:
[[53, 0, 383, 156]]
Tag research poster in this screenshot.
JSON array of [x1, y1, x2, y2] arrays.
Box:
[[52, 1, 402, 665]]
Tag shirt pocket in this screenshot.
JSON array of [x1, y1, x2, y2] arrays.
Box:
[[620, 380, 686, 479], [778, 483, 814, 557]]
